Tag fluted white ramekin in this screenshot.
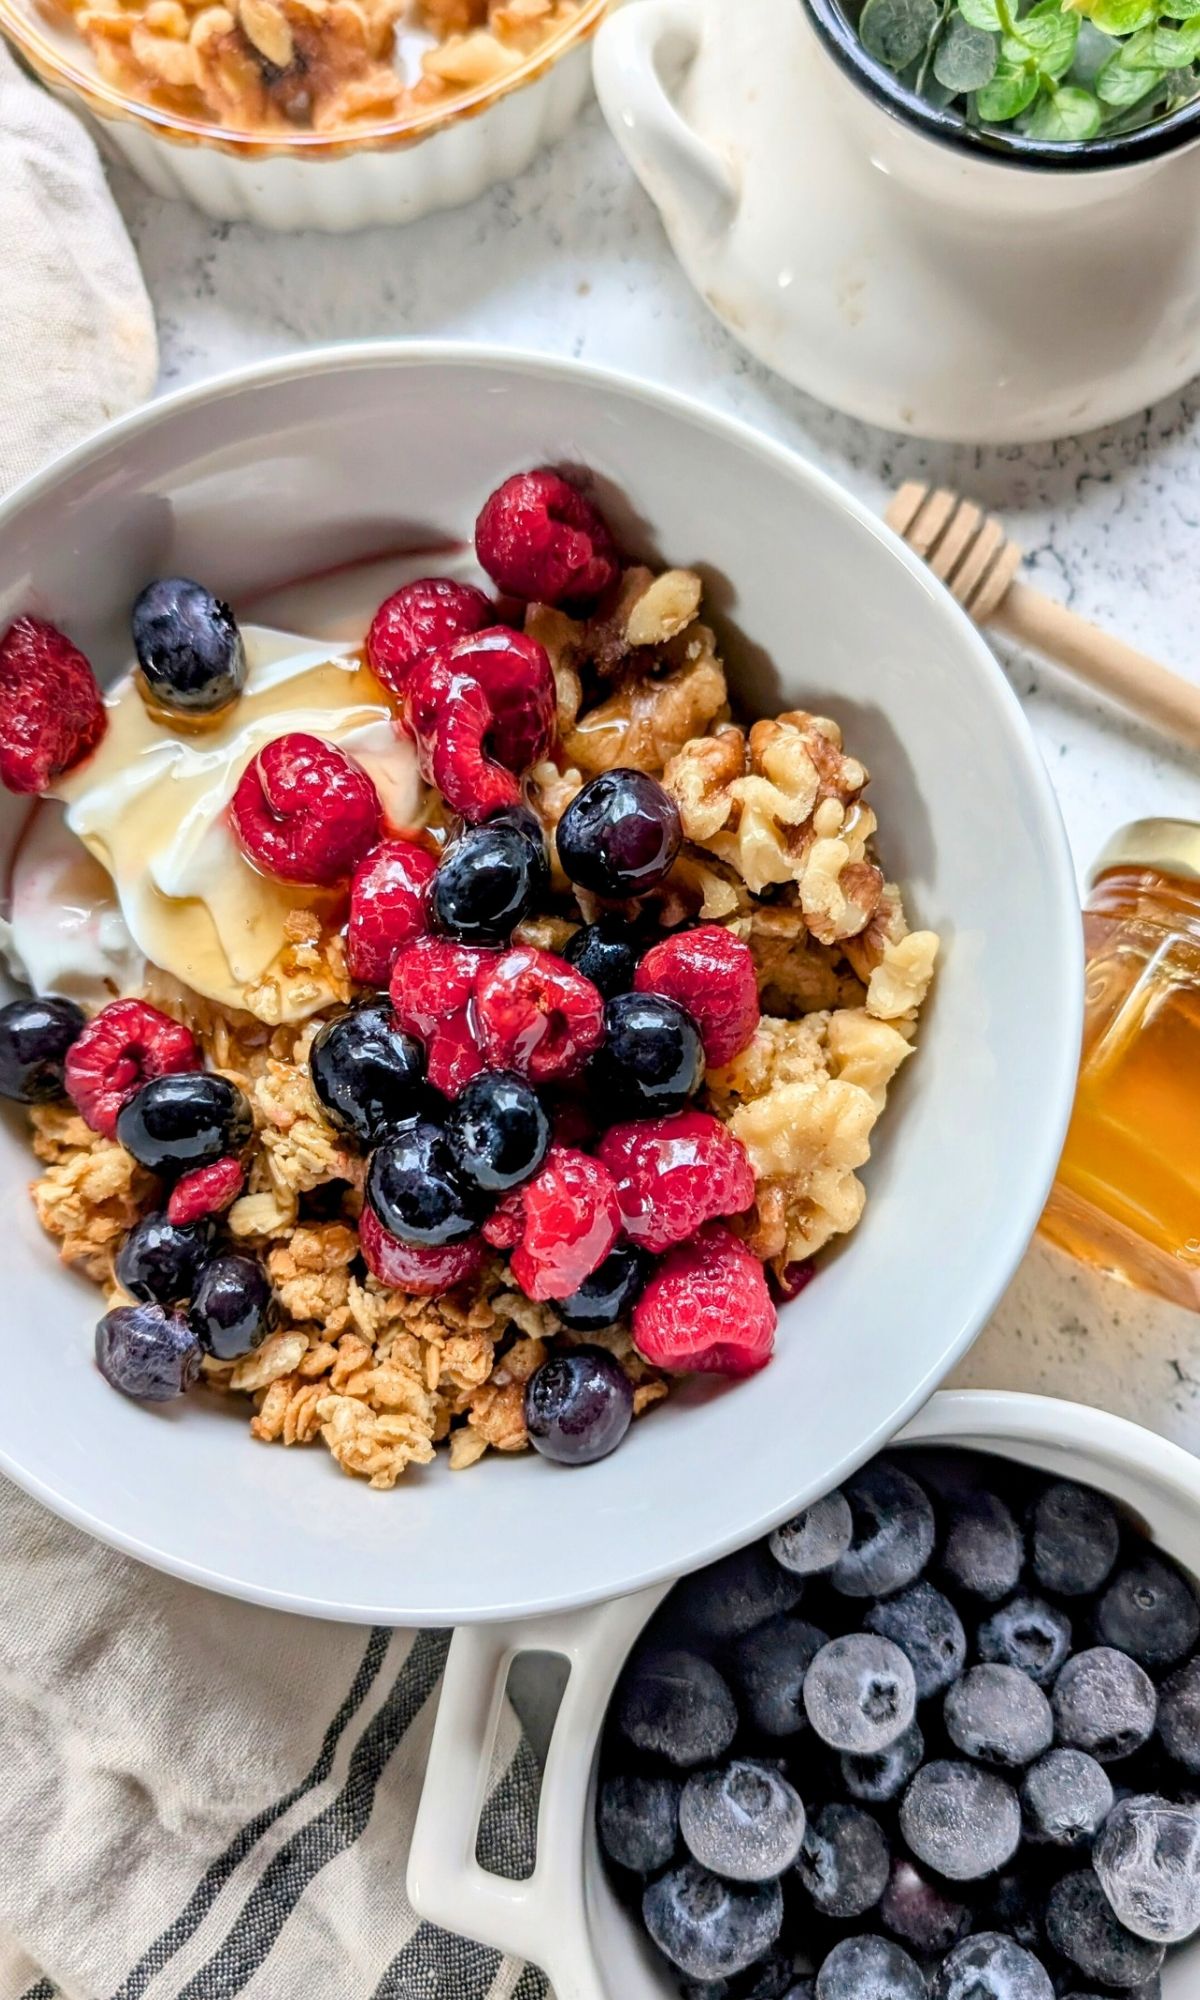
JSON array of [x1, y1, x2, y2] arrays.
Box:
[[0, 0, 603, 229]]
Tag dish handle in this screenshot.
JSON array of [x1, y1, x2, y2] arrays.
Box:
[[593, 0, 738, 240], [407, 1588, 660, 1998]]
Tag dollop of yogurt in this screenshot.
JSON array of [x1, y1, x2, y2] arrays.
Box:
[[2, 801, 146, 1010]]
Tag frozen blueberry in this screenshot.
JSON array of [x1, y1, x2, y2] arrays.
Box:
[[679, 1760, 806, 1882], [770, 1492, 853, 1577], [864, 1581, 966, 1700], [1045, 1870, 1166, 1990], [132, 576, 246, 715], [899, 1759, 1022, 1881], [1097, 1556, 1200, 1671], [813, 1935, 925, 2000], [642, 1862, 783, 1983], [943, 1664, 1054, 1769], [803, 1635, 916, 1755], [795, 1803, 889, 1919], [1158, 1656, 1200, 1775], [597, 1772, 680, 1875], [115, 1210, 217, 1305], [830, 1461, 935, 1600], [978, 1595, 1073, 1687], [1020, 1748, 1113, 1847], [729, 1616, 829, 1737], [563, 915, 643, 999], [841, 1721, 924, 1805], [615, 1649, 738, 1768], [941, 1491, 1024, 1604], [1030, 1481, 1121, 1599], [879, 1859, 972, 1955], [1052, 1648, 1158, 1764], [0, 995, 84, 1102], [931, 1933, 1054, 2000], [740, 1955, 811, 1999], [1093, 1792, 1200, 1944], [95, 1302, 201, 1402], [983, 1870, 1045, 1952], [672, 1544, 805, 1643]]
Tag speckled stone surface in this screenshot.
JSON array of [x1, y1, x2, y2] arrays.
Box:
[[108, 104, 1200, 1451]]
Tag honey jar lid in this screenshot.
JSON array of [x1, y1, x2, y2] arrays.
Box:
[[1090, 817, 1200, 886]]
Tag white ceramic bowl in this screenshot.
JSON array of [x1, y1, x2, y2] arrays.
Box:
[[0, 343, 1081, 1626], [409, 1390, 1200, 1998], [0, 0, 602, 229]]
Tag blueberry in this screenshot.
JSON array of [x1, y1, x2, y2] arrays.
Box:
[[431, 818, 543, 944], [616, 1649, 738, 1767], [1097, 1556, 1200, 1671], [597, 1772, 680, 1874], [593, 991, 704, 1117], [978, 1595, 1073, 1687], [309, 1004, 426, 1144], [864, 1581, 966, 1700], [131, 576, 246, 714], [524, 1346, 633, 1466], [931, 1933, 1054, 2000], [1045, 1869, 1166, 1989], [803, 1635, 916, 1755], [366, 1117, 481, 1246], [563, 915, 643, 998], [740, 1955, 811, 1999], [116, 1211, 217, 1305], [841, 1721, 924, 1805], [642, 1862, 783, 1983], [795, 1803, 889, 1919], [1158, 1657, 1200, 1774], [983, 1869, 1045, 1952], [555, 1243, 650, 1332], [487, 804, 551, 897], [1030, 1480, 1121, 1599], [190, 1252, 273, 1360], [944, 1664, 1054, 1769], [899, 1759, 1022, 1881], [729, 1616, 829, 1737], [813, 1935, 925, 2000], [557, 768, 682, 898], [95, 1302, 201, 1401], [941, 1491, 1024, 1603], [1052, 1648, 1158, 1764], [879, 1859, 972, 1954], [671, 1543, 805, 1643], [1093, 1792, 1200, 1944], [1020, 1748, 1113, 1847], [446, 1069, 549, 1194], [770, 1492, 854, 1577], [680, 1760, 806, 1882], [0, 995, 84, 1102], [116, 1072, 252, 1175], [830, 1461, 935, 1599]]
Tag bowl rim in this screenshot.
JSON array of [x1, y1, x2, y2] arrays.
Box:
[[0, 0, 604, 158], [0, 342, 1084, 1623]]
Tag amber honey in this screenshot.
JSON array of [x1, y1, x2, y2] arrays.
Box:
[[1041, 821, 1200, 1309]]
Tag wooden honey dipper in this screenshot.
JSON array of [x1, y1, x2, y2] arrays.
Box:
[[886, 482, 1200, 751]]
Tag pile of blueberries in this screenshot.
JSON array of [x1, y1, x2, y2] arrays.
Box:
[[598, 1445, 1200, 1998]]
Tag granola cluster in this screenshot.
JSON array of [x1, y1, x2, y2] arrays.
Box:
[[49, 0, 581, 137]]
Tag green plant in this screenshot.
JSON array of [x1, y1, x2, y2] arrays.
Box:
[[854, 0, 1200, 140]]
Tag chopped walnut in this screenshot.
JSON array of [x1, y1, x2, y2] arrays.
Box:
[[562, 638, 727, 778], [867, 931, 939, 1021]]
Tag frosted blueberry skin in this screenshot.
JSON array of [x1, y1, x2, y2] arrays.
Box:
[[830, 1460, 935, 1599], [132, 576, 246, 715], [1159, 1657, 1200, 1775], [679, 1760, 806, 1882], [1093, 1793, 1200, 1945], [730, 1616, 830, 1738], [1020, 1748, 1113, 1848], [642, 1861, 783, 1983], [802, 1633, 917, 1755], [814, 1935, 925, 2000], [615, 1650, 737, 1768], [977, 1595, 1073, 1687], [795, 1802, 889, 1919], [900, 1760, 1022, 1881], [0, 995, 84, 1102], [1052, 1647, 1158, 1764], [943, 1664, 1054, 1770], [95, 1303, 201, 1401], [597, 1772, 680, 1876], [1097, 1555, 1200, 1671], [841, 1720, 925, 1805], [930, 1933, 1054, 2000], [865, 1580, 966, 1700], [940, 1490, 1023, 1603], [1045, 1869, 1167, 1990], [670, 1543, 804, 1643], [770, 1491, 854, 1577], [1030, 1479, 1121, 1598]]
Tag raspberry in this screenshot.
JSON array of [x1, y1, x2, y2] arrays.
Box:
[[359, 1203, 485, 1296], [0, 615, 107, 795], [366, 577, 493, 701], [597, 1110, 756, 1253], [509, 1146, 621, 1302], [475, 470, 619, 609], [230, 733, 380, 885], [633, 1223, 776, 1376], [473, 946, 605, 1083], [635, 926, 760, 1070], [167, 1156, 245, 1225], [404, 629, 556, 823], [483, 1188, 525, 1250], [346, 838, 436, 986], [389, 935, 495, 1039], [65, 999, 200, 1137], [426, 1011, 486, 1097]]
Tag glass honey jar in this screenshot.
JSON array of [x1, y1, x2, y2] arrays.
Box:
[[1041, 819, 1200, 1310]]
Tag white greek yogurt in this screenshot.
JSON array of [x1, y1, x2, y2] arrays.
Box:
[[1, 801, 146, 1010]]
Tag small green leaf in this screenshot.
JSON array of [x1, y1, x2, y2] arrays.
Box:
[[933, 9, 1001, 83], [1158, 0, 1200, 18], [1148, 15, 1200, 59], [1095, 41, 1165, 96], [975, 54, 1043, 110], [859, 0, 942, 67], [958, 0, 1004, 29], [1020, 79, 1104, 128], [1004, 0, 1080, 76], [1079, 0, 1157, 35]]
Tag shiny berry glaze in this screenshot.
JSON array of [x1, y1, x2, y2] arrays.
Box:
[[116, 1071, 253, 1175], [403, 628, 556, 823], [598, 1110, 756, 1253], [359, 1203, 486, 1295], [0, 615, 107, 794], [131, 577, 246, 716], [346, 839, 436, 986], [167, 1155, 245, 1224], [389, 935, 496, 1040], [474, 469, 618, 609], [524, 1346, 634, 1465], [473, 946, 605, 1084], [633, 1222, 777, 1375], [556, 768, 682, 898], [0, 995, 85, 1103], [65, 998, 200, 1137], [230, 732, 380, 885], [366, 1117, 482, 1246], [635, 925, 760, 1070], [509, 1144, 622, 1301], [366, 577, 493, 700]]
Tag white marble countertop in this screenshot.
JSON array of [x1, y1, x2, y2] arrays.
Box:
[[108, 105, 1200, 1451]]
